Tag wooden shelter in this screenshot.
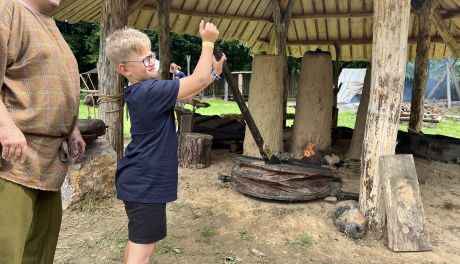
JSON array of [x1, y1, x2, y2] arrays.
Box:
[[52, 0, 459, 235]]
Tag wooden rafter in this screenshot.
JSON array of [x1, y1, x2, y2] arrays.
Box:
[[431, 10, 460, 57], [256, 36, 460, 45]]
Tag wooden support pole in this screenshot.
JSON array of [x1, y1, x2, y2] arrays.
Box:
[[97, 0, 128, 159], [271, 0, 294, 128], [157, 0, 170, 80], [448, 61, 460, 99], [359, 0, 411, 233], [409, 0, 438, 133], [447, 60, 452, 108], [346, 68, 371, 160]]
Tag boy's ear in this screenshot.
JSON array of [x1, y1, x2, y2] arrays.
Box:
[[118, 63, 130, 76]]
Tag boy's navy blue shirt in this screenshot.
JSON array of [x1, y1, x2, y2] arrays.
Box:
[[116, 79, 180, 203]]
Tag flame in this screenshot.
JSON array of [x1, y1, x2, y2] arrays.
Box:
[[303, 136, 315, 158]]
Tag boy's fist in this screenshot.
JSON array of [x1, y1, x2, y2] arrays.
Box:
[[199, 19, 219, 43]]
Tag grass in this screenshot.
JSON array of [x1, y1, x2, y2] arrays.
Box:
[[79, 98, 460, 139], [200, 227, 216, 238], [285, 234, 314, 250]]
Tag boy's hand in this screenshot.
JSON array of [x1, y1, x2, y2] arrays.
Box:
[[199, 19, 219, 43], [212, 53, 227, 75]]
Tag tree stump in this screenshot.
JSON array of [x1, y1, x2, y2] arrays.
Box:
[[179, 133, 213, 169]]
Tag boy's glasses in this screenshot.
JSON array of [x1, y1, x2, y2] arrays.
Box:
[[123, 52, 156, 67]]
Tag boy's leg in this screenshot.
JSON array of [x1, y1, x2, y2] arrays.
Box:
[[124, 241, 156, 264], [123, 202, 167, 264], [0, 178, 37, 264], [21, 190, 62, 264]]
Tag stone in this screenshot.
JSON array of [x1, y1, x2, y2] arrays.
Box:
[[324, 196, 338, 203], [333, 200, 367, 239], [61, 138, 117, 210], [324, 154, 340, 166]]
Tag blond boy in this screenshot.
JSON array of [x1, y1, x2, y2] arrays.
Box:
[[105, 21, 225, 264]]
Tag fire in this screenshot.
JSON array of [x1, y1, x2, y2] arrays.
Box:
[[303, 136, 315, 158]]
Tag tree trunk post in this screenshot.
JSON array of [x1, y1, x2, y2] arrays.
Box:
[[97, 0, 128, 159], [157, 0, 170, 80], [272, 0, 294, 129], [359, 0, 411, 233], [224, 80, 228, 103], [346, 68, 371, 160], [409, 0, 438, 132]]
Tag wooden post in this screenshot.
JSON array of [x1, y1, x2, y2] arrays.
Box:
[[448, 61, 460, 100], [157, 0, 170, 80], [224, 80, 228, 103], [186, 55, 191, 76], [272, 0, 294, 128], [238, 73, 243, 94], [332, 42, 341, 129], [359, 0, 411, 233], [97, 0, 128, 159], [446, 60, 452, 108], [409, 0, 438, 133], [346, 68, 371, 160]]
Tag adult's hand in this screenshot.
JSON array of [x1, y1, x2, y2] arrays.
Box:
[[70, 126, 86, 162], [0, 123, 27, 163], [212, 53, 226, 75]]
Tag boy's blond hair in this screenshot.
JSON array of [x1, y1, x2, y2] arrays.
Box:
[[105, 27, 151, 66]]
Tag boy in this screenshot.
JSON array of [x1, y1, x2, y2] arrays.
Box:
[[105, 20, 225, 264]]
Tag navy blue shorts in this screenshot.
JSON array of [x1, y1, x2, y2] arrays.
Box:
[[123, 201, 167, 244]]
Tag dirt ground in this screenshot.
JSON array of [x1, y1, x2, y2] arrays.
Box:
[[55, 148, 460, 264]]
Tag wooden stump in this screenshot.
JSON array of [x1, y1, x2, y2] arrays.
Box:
[[179, 133, 213, 169], [380, 155, 431, 252], [243, 55, 284, 157], [290, 50, 333, 159]]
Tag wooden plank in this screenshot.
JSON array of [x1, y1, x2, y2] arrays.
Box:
[[380, 154, 431, 252]]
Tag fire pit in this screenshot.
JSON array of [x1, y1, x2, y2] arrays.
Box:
[[231, 155, 340, 201]]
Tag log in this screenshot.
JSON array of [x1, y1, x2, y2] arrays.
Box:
[[271, 0, 294, 128], [346, 68, 371, 160], [243, 56, 284, 158], [179, 133, 213, 169], [380, 154, 431, 252], [360, 0, 411, 232], [409, 0, 438, 133], [97, 0, 128, 159], [399, 116, 441, 123]]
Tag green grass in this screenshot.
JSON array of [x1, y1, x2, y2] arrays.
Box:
[[79, 98, 460, 139]]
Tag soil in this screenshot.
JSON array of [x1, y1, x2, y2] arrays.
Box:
[[55, 149, 460, 264]]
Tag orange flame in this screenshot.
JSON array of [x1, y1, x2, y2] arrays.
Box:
[[303, 136, 315, 158]]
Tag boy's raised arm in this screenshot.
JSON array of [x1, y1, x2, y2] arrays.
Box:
[[177, 20, 222, 101]]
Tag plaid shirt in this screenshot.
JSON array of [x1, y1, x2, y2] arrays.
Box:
[[0, 0, 80, 191]]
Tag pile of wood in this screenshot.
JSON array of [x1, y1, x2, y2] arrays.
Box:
[[400, 104, 442, 123]]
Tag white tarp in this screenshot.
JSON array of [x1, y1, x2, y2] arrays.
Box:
[[337, 68, 368, 103]]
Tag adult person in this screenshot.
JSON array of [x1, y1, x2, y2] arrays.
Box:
[[170, 63, 186, 80], [0, 0, 85, 263]]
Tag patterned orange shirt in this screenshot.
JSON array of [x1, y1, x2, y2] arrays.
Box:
[[0, 0, 80, 191]]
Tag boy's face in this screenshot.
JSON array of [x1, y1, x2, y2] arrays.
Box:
[[119, 47, 157, 84]]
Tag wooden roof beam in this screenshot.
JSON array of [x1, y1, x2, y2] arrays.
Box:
[[142, 4, 272, 23], [431, 10, 460, 57], [256, 36, 460, 45], [141, 5, 460, 22]]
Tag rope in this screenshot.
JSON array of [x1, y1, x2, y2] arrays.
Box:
[[96, 93, 124, 113]]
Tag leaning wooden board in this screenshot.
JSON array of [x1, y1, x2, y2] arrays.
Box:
[[380, 154, 431, 252]]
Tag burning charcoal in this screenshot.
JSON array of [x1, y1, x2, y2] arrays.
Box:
[[333, 200, 367, 239], [274, 152, 294, 163]]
